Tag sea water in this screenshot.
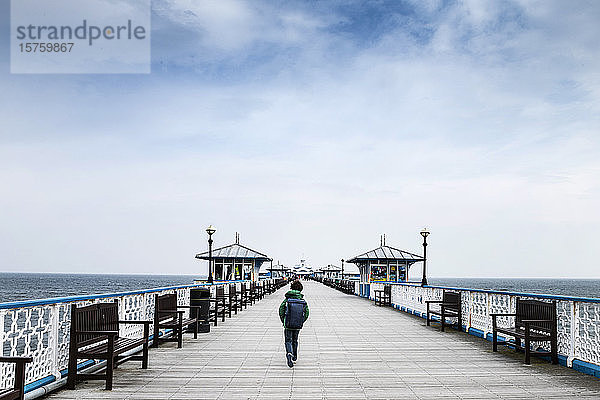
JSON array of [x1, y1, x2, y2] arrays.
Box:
[[0, 273, 599, 303], [0, 272, 198, 303]]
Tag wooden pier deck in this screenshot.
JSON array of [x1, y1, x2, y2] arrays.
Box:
[[46, 281, 600, 399]]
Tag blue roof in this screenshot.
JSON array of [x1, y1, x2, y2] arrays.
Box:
[[195, 243, 272, 261], [347, 245, 423, 263]]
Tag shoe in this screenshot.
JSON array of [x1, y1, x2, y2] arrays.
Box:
[[286, 353, 294, 368], [292, 354, 297, 362]]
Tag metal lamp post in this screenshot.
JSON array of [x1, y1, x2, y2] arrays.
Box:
[[420, 228, 430, 286], [341, 259, 345, 280], [206, 225, 216, 283]]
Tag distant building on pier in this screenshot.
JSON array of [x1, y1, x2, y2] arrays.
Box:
[[290, 259, 315, 277], [317, 264, 342, 280], [264, 261, 291, 280]]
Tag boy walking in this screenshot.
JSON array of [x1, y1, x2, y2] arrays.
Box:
[[279, 280, 309, 368]]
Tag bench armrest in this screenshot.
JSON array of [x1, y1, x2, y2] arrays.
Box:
[[118, 320, 152, 325], [75, 330, 119, 336], [440, 302, 459, 308], [0, 356, 33, 363], [521, 319, 554, 323]]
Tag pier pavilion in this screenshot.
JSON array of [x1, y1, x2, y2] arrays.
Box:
[[347, 238, 424, 284], [265, 262, 291, 280], [195, 236, 272, 282], [318, 264, 342, 280]]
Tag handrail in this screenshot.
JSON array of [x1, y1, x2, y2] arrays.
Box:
[[367, 281, 600, 303], [0, 280, 246, 309]]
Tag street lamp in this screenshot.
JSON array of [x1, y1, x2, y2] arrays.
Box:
[[420, 228, 430, 286], [341, 259, 345, 280], [206, 225, 216, 283]]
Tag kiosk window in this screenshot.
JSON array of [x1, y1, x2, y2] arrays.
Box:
[[389, 264, 397, 281], [370, 265, 387, 281]]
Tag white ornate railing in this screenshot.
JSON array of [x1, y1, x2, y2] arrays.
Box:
[[356, 282, 600, 373], [0, 280, 247, 395]]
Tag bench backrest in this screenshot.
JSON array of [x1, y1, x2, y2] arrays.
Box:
[[516, 299, 556, 333], [442, 291, 461, 311], [216, 286, 225, 298], [384, 285, 391, 296], [155, 293, 177, 323], [229, 283, 237, 297], [71, 301, 119, 347]]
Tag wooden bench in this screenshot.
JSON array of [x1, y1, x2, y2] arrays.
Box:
[[374, 285, 391, 306], [217, 285, 232, 319], [153, 293, 200, 349], [249, 282, 261, 304], [258, 281, 265, 299], [274, 279, 284, 290], [491, 298, 558, 364], [345, 280, 355, 294], [228, 283, 241, 314], [426, 291, 462, 332], [67, 301, 150, 390], [208, 287, 226, 326], [0, 357, 32, 400], [240, 283, 250, 310]]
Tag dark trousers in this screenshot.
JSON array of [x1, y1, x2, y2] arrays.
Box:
[[284, 329, 299, 357]]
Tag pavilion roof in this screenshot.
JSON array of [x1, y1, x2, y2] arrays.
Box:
[[319, 265, 341, 272], [195, 243, 272, 262], [267, 265, 290, 271], [346, 245, 423, 264]]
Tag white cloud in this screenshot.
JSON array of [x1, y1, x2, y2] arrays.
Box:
[[1, 0, 599, 277]]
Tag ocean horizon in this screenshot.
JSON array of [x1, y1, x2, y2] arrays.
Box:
[[1, 272, 599, 303]]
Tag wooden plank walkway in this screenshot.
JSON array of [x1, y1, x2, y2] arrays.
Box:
[[46, 281, 600, 399]]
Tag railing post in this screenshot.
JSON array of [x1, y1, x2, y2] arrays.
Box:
[[50, 303, 61, 380], [0, 308, 4, 350], [485, 292, 491, 338], [466, 291, 472, 332], [569, 301, 577, 367], [0, 309, 5, 389]]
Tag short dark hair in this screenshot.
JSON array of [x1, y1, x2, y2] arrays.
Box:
[[291, 280, 303, 291]]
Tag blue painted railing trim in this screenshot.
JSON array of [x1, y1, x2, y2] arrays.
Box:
[[24, 375, 55, 393], [573, 359, 600, 378], [0, 280, 246, 309], [387, 282, 600, 303], [25, 359, 95, 393]]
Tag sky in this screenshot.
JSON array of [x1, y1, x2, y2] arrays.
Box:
[[1, 0, 599, 278]]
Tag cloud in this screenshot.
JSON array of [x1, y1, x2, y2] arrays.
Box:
[[1, 0, 599, 277]]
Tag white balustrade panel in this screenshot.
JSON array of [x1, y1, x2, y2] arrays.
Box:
[[574, 302, 600, 366]]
